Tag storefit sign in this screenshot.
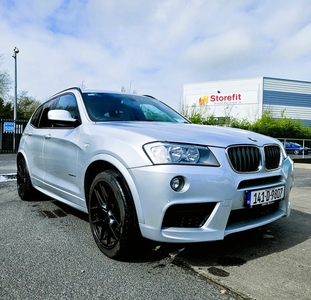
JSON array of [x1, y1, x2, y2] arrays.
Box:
[[199, 94, 242, 105]]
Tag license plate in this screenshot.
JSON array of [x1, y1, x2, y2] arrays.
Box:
[[246, 186, 285, 208]]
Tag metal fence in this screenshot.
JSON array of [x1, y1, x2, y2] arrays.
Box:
[[277, 138, 311, 159], [1, 118, 310, 156], [0, 119, 28, 153]]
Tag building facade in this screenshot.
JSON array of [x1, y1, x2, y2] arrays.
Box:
[[183, 77, 311, 126]]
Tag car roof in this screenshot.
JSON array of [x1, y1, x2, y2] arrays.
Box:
[[50, 87, 156, 100]]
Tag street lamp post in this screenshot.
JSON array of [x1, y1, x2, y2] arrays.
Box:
[[12, 47, 19, 121], [12, 47, 19, 150]]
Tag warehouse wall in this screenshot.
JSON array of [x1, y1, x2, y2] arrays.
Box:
[[183, 77, 311, 126], [183, 77, 263, 122], [263, 77, 311, 127]]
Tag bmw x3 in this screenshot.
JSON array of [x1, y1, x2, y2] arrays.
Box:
[[17, 87, 294, 259]]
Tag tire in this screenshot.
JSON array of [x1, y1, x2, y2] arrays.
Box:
[[293, 149, 300, 155], [17, 156, 36, 200], [88, 170, 139, 260]]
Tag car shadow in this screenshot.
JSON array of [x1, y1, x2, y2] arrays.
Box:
[[173, 208, 311, 268], [49, 200, 89, 222], [29, 194, 311, 264], [48, 199, 182, 262]]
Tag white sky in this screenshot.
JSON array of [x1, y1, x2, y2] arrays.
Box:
[[1, 0, 311, 110]]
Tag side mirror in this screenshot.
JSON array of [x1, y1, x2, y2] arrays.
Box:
[[48, 109, 79, 126]]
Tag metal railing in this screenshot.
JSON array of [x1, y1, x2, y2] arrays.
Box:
[[0, 119, 310, 157], [0, 119, 28, 153], [277, 138, 311, 159]]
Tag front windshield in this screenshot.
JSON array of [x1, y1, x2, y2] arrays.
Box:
[[82, 92, 189, 123]]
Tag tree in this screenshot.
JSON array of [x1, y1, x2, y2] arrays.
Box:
[[17, 90, 41, 120], [0, 53, 40, 120], [0, 97, 13, 118], [0, 91, 41, 120], [79, 80, 87, 89], [0, 54, 13, 118], [121, 80, 137, 94], [0, 54, 12, 99]]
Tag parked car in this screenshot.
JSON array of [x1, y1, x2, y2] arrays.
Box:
[[17, 87, 294, 260], [285, 142, 309, 155]]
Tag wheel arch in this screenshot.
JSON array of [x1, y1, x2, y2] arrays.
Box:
[[17, 151, 25, 163], [16, 151, 30, 176], [84, 156, 145, 224]]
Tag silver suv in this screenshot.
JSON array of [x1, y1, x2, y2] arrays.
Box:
[[17, 87, 294, 260]]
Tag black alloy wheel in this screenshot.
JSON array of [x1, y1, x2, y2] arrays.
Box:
[[88, 170, 138, 260], [17, 156, 36, 200]]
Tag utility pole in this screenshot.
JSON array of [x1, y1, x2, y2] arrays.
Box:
[[12, 47, 19, 150]]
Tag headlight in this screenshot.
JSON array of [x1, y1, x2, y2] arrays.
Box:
[[143, 142, 220, 166], [280, 143, 288, 159]]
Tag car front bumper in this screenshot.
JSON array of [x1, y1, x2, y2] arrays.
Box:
[[128, 156, 294, 243]]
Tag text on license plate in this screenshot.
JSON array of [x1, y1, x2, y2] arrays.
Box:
[[246, 186, 285, 207]]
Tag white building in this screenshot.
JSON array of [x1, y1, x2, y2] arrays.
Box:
[[183, 77, 311, 126]]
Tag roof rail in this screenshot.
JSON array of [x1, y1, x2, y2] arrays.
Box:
[[50, 87, 82, 98], [142, 94, 157, 99]]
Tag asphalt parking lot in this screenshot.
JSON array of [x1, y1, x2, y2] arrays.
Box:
[[174, 162, 311, 300], [176, 168, 311, 299], [1, 154, 311, 300]]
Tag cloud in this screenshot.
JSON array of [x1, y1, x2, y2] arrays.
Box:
[[0, 0, 311, 109]]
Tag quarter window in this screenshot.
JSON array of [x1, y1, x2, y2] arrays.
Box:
[[30, 106, 44, 128], [56, 94, 79, 119], [37, 98, 58, 128]]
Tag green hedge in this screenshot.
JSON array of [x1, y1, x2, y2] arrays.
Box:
[[184, 106, 311, 139]]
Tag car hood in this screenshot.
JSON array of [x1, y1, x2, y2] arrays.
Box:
[[93, 122, 278, 148]]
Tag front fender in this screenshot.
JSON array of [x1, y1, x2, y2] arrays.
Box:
[[85, 153, 145, 224]]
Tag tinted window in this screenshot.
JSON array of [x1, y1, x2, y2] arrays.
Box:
[[35, 94, 80, 128], [30, 105, 44, 128], [37, 98, 58, 128], [81, 93, 188, 123], [56, 94, 79, 119]]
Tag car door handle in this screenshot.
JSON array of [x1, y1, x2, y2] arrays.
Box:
[[44, 134, 51, 139], [24, 130, 32, 136]]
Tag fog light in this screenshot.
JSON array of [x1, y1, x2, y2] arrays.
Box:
[[170, 176, 184, 192]]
